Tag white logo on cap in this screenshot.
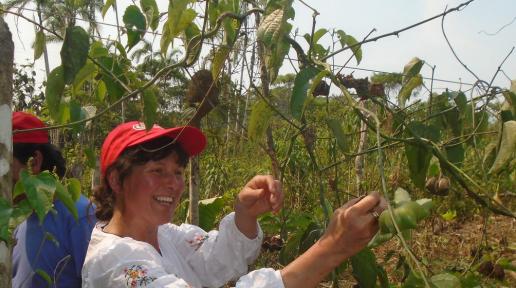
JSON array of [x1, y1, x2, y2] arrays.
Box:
[[132, 123, 164, 131]]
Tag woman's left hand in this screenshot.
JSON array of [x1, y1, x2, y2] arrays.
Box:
[[235, 175, 283, 219]]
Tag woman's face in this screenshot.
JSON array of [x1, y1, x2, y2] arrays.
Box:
[[118, 152, 185, 226]]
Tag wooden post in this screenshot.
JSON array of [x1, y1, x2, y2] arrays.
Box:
[[0, 16, 14, 287], [188, 156, 200, 225], [188, 119, 201, 225]]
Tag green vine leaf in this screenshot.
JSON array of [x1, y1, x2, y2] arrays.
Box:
[[326, 118, 348, 152], [89, 41, 109, 58], [101, 0, 115, 18], [45, 66, 65, 121], [444, 106, 463, 137], [445, 142, 465, 168], [9, 200, 33, 242], [266, 32, 291, 82], [198, 197, 225, 231], [403, 57, 424, 82], [394, 187, 412, 206], [98, 56, 127, 102], [33, 30, 45, 60], [290, 66, 320, 121], [351, 248, 378, 288], [248, 99, 274, 143], [224, 1, 241, 44], [258, 9, 285, 46], [336, 30, 362, 65], [451, 91, 468, 116], [114, 41, 128, 59], [398, 74, 422, 108], [84, 148, 97, 170], [161, 0, 196, 55], [54, 181, 78, 220], [404, 121, 441, 188], [140, 0, 159, 31], [142, 87, 158, 130], [184, 23, 201, 66], [257, 3, 293, 82], [19, 170, 56, 223], [69, 99, 86, 132], [430, 273, 461, 288], [72, 61, 97, 94], [211, 45, 231, 79], [66, 178, 82, 202], [61, 26, 90, 85], [489, 120, 516, 174], [298, 222, 323, 255], [123, 5, 147, 50], [311, 28, 328, 44]]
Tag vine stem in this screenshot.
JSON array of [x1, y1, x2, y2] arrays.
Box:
[[328, 73, 431, 287], [7, 8, 264, 134], [321, 0, 475, 62], [362, 106, 431, 288]]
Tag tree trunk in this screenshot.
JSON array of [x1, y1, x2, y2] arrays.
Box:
[[0, 16, 14, 288], [355, 100, 367, 194], [255, 11, 280, 179], [188, 119, 201, 225], [188, 156, 200, 225], [36, 3, 50, 77]]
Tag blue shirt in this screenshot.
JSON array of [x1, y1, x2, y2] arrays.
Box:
[[12, 195, 96, 288]]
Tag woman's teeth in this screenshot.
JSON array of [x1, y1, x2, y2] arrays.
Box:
[[155, 196, 174, 204]]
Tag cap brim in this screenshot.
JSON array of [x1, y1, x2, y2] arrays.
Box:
[[127, 126, 206, 157]]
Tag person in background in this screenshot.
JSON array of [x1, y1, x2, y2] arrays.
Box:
[[82, 121, 386, 287], [11, 111, 96, 288]]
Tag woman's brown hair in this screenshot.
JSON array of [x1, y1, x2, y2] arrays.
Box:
[[93, 137, 189, 221]]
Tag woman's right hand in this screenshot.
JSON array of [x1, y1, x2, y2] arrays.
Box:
[[280, 192, 386, 288], [319, 192, 386, 261]]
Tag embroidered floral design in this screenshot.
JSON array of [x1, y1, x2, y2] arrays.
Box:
[[124, 264, 157, 287], [186, 234, 209, 251]]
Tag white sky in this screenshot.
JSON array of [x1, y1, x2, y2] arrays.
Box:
[[4, 0, 516, 95], [289, 0, 516, 92]]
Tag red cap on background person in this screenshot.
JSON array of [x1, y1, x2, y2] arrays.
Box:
[[100, 121, 207, 177], [12, 111, 49, 144]]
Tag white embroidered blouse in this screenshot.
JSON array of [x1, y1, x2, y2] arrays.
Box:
[[82, 212, 285, 288]]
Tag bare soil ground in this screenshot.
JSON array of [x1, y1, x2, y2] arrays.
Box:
[[253, 214, 515, 287]]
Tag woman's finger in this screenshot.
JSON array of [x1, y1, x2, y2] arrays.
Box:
[[352, 192, 381, 214]]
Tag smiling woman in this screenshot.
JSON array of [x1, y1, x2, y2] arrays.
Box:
[[82, 121, 386, 288], [82, 121, 286, 287]]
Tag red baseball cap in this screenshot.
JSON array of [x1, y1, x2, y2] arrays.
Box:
[[12, 111, 49, 144], [101, 121, 207, 177]]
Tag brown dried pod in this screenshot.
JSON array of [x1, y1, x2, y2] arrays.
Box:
[[369, 83, 385, 97], [261, 235, 284, 252], [478, 260, 494, 276], [186, 69, 220, 106], [436, 177, 450, 196], [425, 177, 438, 194], [312, 80, 330, 97], [491, 264, 505, 281], [301, 126, 316, 151]]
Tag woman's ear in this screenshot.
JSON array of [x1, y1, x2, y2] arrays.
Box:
[[107, 170, 122, 194], [31, 150, 44, 174]]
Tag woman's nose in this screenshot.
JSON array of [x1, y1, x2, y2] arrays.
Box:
[[163, 173, 183, 187]]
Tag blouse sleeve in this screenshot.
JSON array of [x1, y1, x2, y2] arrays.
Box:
[[235, 268, 285, 288], [163, 212, 264, 287], [83, 240, 193, 288]]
